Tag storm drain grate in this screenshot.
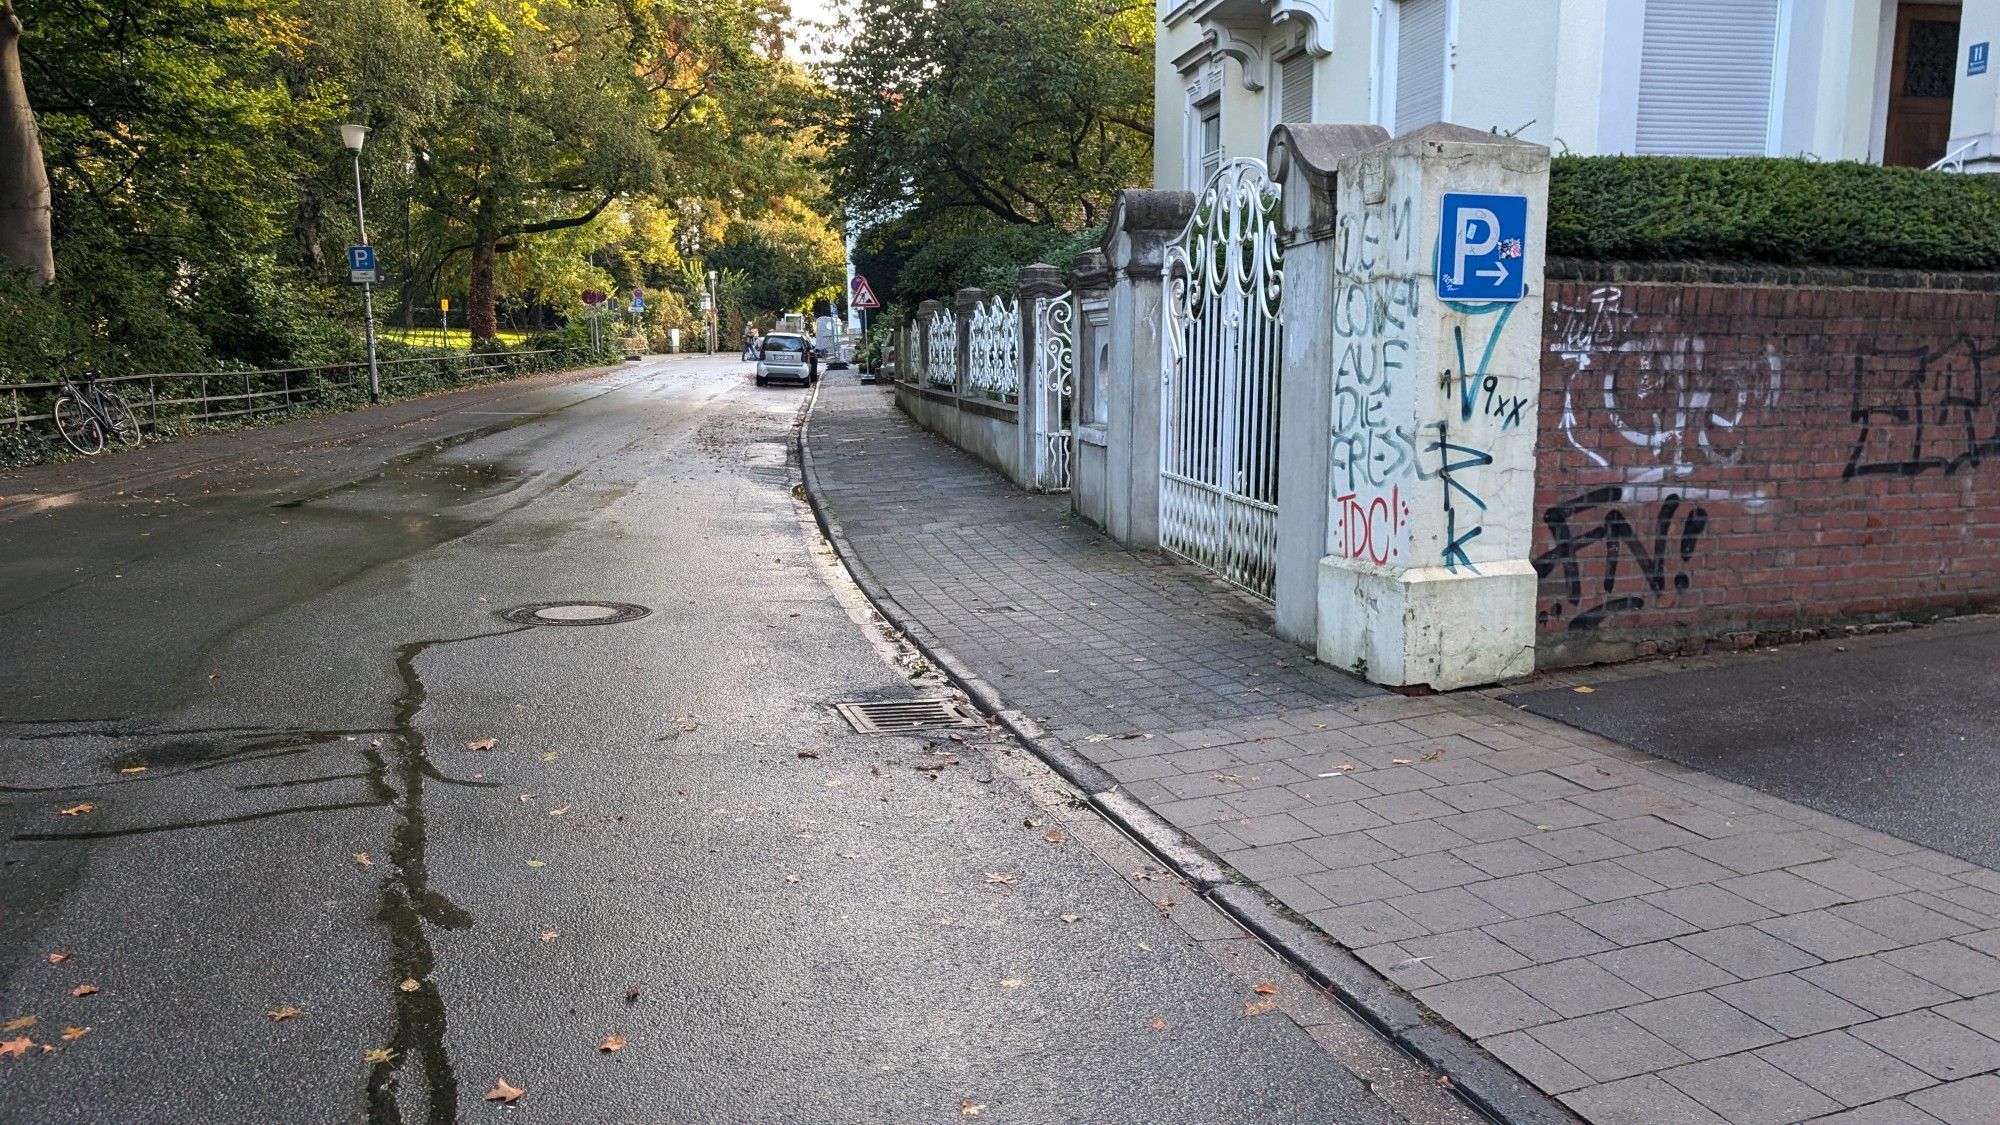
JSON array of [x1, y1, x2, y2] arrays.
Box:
[[501, 601, 652, 627], [836, 698, 983, 734]]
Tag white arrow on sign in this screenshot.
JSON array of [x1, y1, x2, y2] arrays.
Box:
[[1476, 264, 1510, 283]]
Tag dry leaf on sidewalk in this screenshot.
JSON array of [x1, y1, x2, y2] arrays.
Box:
[[598, 1034, 626, 1053], [1253, 982, 1279, 996], [485, 1078, 524, 1104], [466, 738, 498, 751]]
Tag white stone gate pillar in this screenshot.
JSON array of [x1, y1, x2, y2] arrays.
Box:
[[1316, 123, 1550, 690], [1268, 123, 1389, 647], [1100, 189, 1193, 549]]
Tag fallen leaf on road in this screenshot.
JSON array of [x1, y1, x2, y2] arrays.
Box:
[[372, 739, 383, 749], [1420, 748, 1445, 762], [354, 853, 374, 868], [3, 1016, 32, 1032], [625, 987, 642, 1003], [598, 1034, 626, 1053], [674, 714, 700, 733], [46, 953, 71, 964], [1023, 817, 1044, 828], [466, 739, 498, 751], [1043, 829, 1065, 844], [1390, 759, 1413, 766], [1149, 1018, 1166, 1031], [548, 806, 570, 817], [784, 874, 800, 884], [59, 804, 93, 817], [399, 979, 421, 993], [1138, 942, 1153, 952], [1534, 824, 1552, 831], [540, 931, 559, 942], [526, 860, 546, 868], [796, 749, 820, 759], [363, 1047, 396, 1065], [1243, 998, 1279, 1016], [71, 985, 97, 998], [267, 1007, 301, 1021], [486, 1079, 524, 1104], [541, 753, 558, 762], [0, 1037, 32, 1059], [518, 794, 535, 802], [1001, 979, 1024, 989], [984, 873, 1018, 885], [1573, 686, 1595, 694], [118, 766, 147, 775], [208, 671, 221, 680], [1059, 914, 1080, 924], [61, 1027, 88, 1041], [960, 1102, 984, 1117], [1253, 982, 1279, 996]]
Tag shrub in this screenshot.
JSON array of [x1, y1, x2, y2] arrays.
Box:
[[1548, 156, 2000, 269]]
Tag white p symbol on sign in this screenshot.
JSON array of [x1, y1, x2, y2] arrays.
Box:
[[1449, 207, 1499, 287]]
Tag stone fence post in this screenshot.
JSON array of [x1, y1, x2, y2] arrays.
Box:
[[1268, 123, 1388, 646], [1098, 189, 1194, 549], [914, 299, 942, 386], [953, 287, 984, 397], [1315, 123, 1550, 689]]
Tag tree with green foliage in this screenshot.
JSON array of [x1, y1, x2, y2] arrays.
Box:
[[0, 0, 53, 286], [819, 0, 1151, 304]]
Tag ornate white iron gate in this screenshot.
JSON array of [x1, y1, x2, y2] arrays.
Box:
[[966, 295, 1021, 401], [1033, 291, 1076, 490], [1159, 159, 1284, 597], [925, 308, 957, 388]]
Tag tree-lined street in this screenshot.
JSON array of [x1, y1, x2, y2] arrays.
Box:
[[0, 359, 1475, 1123]]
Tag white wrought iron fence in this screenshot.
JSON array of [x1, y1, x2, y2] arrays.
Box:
[[925, 309, 958, 389], [966, 295, 1021, 401], [1159, 158, 1285, 598], [1033, 291, 1076, 491]]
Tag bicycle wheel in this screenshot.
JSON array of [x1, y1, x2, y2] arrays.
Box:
[[53, 393, 105, 455], [102, 393, 143, 446]]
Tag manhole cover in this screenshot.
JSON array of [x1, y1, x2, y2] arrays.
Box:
[[501, 601, 651, 626], [836, 698, 984, 734]]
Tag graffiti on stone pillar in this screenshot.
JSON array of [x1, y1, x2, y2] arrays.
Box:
[[1329, 193, 1418, 562]]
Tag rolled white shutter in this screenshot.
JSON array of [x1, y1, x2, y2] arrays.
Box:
[[1636, 0, 1780, 156], [1395, 0, 1448, 132], [1280, 53, 1314, 125]]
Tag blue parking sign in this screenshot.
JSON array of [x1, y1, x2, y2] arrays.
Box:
[[347, 244, 377, 283], [1437, 193, 1528, 303]]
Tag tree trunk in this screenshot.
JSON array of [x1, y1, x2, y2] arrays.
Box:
[[0, 1, 55, 288], [468, 232, 498, 343]]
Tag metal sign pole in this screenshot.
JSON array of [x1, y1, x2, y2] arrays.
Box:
[[351, 151, 381, 404]]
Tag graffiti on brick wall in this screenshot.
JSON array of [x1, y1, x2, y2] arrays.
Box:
[[1534, 486, 1710, 631], [1548, 287, 1782, 487], [1330, 193, 1418, 562], [1845, 336, 2000, 477]]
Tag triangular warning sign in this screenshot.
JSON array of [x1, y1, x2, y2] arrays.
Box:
[[850, 275, 881, 310]]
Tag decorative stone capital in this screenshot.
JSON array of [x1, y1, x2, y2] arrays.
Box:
[[1015, 263, 1065, 300], [1268, 123, 1389, 245], [1103, 189, 1196, 281]]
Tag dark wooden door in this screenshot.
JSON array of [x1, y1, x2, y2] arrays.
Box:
[[1885, 3, 1961, 167]]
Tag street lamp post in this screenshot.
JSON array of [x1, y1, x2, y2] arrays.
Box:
[[341, 124, 382, 404], [706, 269, 718, 355]]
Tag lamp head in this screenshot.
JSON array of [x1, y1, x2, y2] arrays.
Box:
[[340, 124, 370, 154]]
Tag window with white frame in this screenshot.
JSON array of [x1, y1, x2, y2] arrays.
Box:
[[1277, 52, 1314, 126], [1635, 0, 1781, 156], [1195, 100, 1222, 189], [1394, 0, 1449, 132]]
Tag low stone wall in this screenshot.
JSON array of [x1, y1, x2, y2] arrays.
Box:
[[1535, 262, 2000, 665], [892, 381, 1030, 488]]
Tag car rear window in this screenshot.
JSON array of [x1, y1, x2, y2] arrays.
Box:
[[763, 336, 805, 354]]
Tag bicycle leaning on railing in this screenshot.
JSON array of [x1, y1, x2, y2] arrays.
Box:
[[52, 373, 143, 455]]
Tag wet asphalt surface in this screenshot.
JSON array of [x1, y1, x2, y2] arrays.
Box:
[[1509, 616, 2000, 868], [0, 357, 1471, 1124]]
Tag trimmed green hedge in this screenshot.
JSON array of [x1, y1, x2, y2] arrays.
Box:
[[1548, 156, 2000, 270]]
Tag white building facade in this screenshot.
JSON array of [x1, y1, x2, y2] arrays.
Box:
[[1158, 0, 2000, 188]]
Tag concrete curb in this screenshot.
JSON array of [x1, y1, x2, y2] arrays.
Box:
[[794, 381, 1580, 1125]]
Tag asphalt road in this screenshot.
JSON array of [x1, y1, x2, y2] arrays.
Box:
[[0, 356, 1472, 1124], [1510, 616, 2000, 868]]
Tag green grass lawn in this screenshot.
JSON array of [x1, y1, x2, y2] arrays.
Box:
[[380, 326, 531, 348]]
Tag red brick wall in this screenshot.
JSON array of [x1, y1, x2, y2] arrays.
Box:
[[1535, 268, 2000, 666]]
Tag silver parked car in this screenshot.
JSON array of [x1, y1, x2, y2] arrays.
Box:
[[754, 333, 818, 387]]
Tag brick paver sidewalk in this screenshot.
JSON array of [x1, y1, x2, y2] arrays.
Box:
[[808, 379, 2000, 1125]]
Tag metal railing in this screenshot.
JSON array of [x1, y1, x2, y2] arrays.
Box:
[[1, 350, 570, 435]]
